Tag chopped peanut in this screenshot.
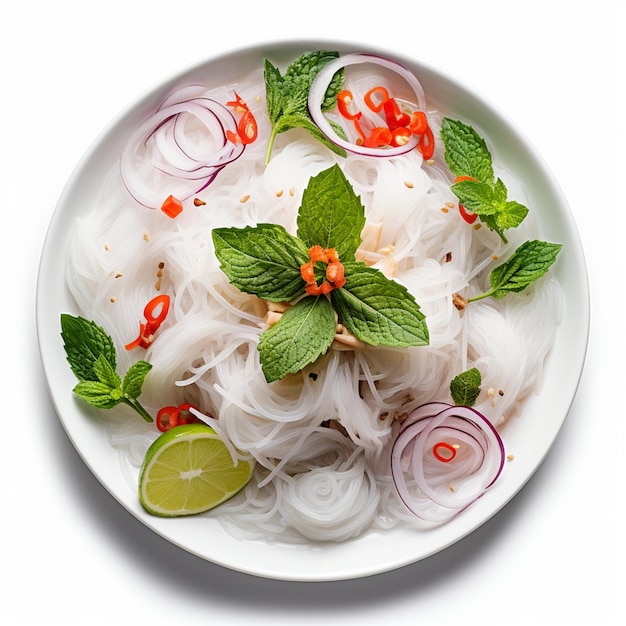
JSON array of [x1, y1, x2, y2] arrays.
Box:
[[452, 293, 468, 310]]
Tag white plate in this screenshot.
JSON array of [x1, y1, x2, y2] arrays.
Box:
[[36, 40, 589, 581]]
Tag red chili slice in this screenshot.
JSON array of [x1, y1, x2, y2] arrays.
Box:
[[433, 441, 457, 463]]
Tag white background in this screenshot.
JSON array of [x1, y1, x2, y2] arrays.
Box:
[[2, 1, 623, 624]]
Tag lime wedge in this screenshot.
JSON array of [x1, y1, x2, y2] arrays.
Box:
[[138, 424, 254, 517]]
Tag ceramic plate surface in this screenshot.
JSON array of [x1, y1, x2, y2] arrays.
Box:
[[36, 40, 589, 581]]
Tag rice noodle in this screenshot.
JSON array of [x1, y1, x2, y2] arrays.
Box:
[[64, 64, 563, 543]]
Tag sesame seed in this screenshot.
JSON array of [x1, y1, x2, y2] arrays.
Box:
[[498, 389, 505, 396], [240, 194, 250, 203], [487, 387, 495, 397], [404, 181, 414, 189], [110, 296, 116, 303], [473, 223, 482, 230], [441, 207, 449, 214], [275, 189, 284, 197], [115, 273, 123, 279], [104, 243, 110, 251], [492, 254, 499, 260], [449, 483, 455, 492], [289, 187, 295, 197], [445, 201, 455, 209], [507, 454, 515, 461], [193, 198, 206, 206], [143, 231, 150, 241]]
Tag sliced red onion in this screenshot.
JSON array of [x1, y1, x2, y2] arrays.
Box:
[[391, 402, 505, 523], [120, 87, 245, 209], [308, 53, 427, 158]]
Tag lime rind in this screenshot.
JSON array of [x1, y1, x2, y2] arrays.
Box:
[[138, 424, 255, 517]]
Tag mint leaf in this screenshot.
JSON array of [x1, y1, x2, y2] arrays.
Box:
[[450, 368, 482, 406], [282, 51, 344, 113], [93, 353, 121, 389], [72, 380, 122, 410], [451, 179, 502, 215], [297, 163, 365, 258], [491, 199, 529, 231], [264, 51, 347, 163], [212, 224, 310, 302], [331, 262, 429, 347], [440, 118, 494, 184], [122, 360, 152, 400], [60, 314, 117, 382], [469, 240, 562, 302], [258, 296, 336, 382], [264, 58, 284, 127]]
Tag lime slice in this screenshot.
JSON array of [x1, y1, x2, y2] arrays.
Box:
[[138, 424, 254, 517]]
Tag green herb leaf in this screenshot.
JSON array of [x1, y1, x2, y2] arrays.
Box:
[[451, 179, 503, 216], [297, 163, 365, 258], [258, 296, 337, 382], [331, 262, 429, 348], [93, 353, 121, 389], [450, 367, 482, 406], [468, 240, 562, 303], [490, 199, 529, 232], [72, 380, 122, 410], [264, 51, 347, 163], [122, 360, 153, 400], [440, 118, 494, 184], [212, 223, 310, 302], [60, 314, 117, 382]]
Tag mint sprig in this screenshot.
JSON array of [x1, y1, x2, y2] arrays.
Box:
[[441, 118, 528, 242], [264, 51, 347, 164], [467, 239, 562, 303], [60, 314, 153, 422], [450, 367, 482, 407], [212, 164, 429, 382]]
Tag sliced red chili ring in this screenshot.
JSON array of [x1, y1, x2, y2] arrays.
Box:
[[363, 86, 389, 112], [156, 406, 180, 432], [433, 441, 457, 463]]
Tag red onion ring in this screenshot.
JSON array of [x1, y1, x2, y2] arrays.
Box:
[[120, 86, 245, 209], [308, 53, 427, 158], [391, 402, 505, 523]]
